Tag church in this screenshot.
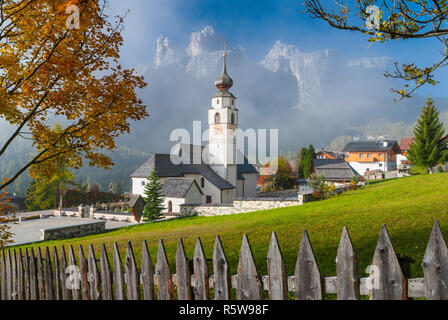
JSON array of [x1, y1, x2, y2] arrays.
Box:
[[130, 54, 258, 214]]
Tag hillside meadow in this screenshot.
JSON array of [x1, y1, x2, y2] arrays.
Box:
[[11, 173, 448, 279]]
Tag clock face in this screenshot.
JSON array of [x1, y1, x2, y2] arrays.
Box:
[[214, 126, 223, 134]]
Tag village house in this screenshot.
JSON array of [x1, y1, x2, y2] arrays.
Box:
[[342, 140, 402, 176], [130, 54, 258, 214], [312, 158, 359, 186], [397, 137, 414, 171], [315, 150, 342, 160]]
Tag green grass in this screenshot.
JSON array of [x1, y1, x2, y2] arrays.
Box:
[[11, 173, 448, 279]]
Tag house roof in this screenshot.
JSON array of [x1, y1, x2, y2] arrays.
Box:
[[400, 137, 414, 151], [342, 140, 399, 152], [131, 144, 257, 190], [161, 179, 203, 198], [313, 159, 359, 182]]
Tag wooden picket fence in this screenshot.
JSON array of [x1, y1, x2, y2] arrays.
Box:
[[1, 220, 448, 300]]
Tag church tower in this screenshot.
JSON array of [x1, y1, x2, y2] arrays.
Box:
[[208, 53, 238, 189]]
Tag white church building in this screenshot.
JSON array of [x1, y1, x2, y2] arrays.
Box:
[[131, 54, 258, 214]]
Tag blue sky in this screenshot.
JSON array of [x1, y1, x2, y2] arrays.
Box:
[[111, 0, 447, 98]]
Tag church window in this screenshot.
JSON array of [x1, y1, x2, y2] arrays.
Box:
[[216, 99, 220, 105], [206, 196, 212, 204], [215, 112, 221, 124], [231, 113, 235, 125], [231, 100, 234, 105], [201, 178, 205, 188], [168, 201, 173, 213], [141, 181, 145, 186]]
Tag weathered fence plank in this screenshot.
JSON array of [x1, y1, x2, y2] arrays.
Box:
[[113, 242, 125, 300], [1, 251, 6, 300], [79, 245, 90, 300], [141, 240, 155, 300], [17, 249, 25, 300], [52, 247, 60, 300], [294, 230, 323, 300], [422, 220, 448, 300], [125, 242, 140, 300], [5, 250, 11, 300], [11, 250, 17, 300], [267, 231, 288, 300], [29, 248, 37, 300], [213, 235, 231, 300], [100, 244, 113, 300], [68, 246, 79, 300], [193, 237, 209, 300], [176, 238, 192, 300], [44, 247, 54, 300], [36, 248, 45, 300], [370, 225, 407, 300], [336, 227, 360, 300], [24, 249, 30, 300], [237, 234, 263, 300], [155, 239, 174, 300], [60, 246, 71, 300], [88, 244, 101, 300]]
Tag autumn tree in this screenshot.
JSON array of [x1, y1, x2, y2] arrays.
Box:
[[0, 0, 148, 191], [407, 97, 448, 173], [304, 1, 448, 99]]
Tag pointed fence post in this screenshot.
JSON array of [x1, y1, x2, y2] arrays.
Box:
[[17, 249, 24, 300], [24, 249, 30, 300], [113, 242, 125, 300], [100, 244, 113, 300], [213, 236, 231, 300], [176, 238, 192, 300], [44, 247, 54, 300], [267, 232, 288, 300], [60, 246, 71, 300], [36, 248, 45, 300], [11, 250, 17, 300], [88, 245, 101, 300], [52, 247, 60, 300], [336, 227, 360, 300], [423, 220, 448, 300], [237, 234, 263, 300], [370, 225, 407, 300], [1, 251, 6, 300], [155, 239, 174, 300], [193, 237, 209, 300], [141, 241, 154, 300], [125, 242, 140, 300], [6, 250, 11, 300], [79, 245, 89, 300], [68, 246, 80, 300], [29, 248, 37, 300], [294, 230, 323, 300]]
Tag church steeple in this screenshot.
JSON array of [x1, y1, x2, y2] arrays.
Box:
[[214, 53, 233, 91]]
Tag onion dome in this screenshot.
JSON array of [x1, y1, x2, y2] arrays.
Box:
[[214, 53, 233, 91]]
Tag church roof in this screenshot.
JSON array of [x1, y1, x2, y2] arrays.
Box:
[[130, 144, 258, 189], [161, 179, 203, 198], [212, 90, 236, 99]]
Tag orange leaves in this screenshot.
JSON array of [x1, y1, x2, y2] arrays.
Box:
[[0, 0, 148, 190]]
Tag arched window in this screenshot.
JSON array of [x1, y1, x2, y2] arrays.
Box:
[[231, 113, 235, 125], [168, 201, 172, 213], [201, 178, 205, 188], [215, 112, 221, 124]]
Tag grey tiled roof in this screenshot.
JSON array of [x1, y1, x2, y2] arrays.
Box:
[[342, 140, 398, 152], [161, 179, 203, 198], [313, 159, 359, 182]]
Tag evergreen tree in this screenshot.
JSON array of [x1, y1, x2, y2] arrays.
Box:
[[408, 97, 448, 174], [142, 169, 165, 221], [298, 148, 307, 178], [303, 145, 316, 178]]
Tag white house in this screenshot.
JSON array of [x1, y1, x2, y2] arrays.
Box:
[[342, 140, 402, 176], [130, 54, 258, 213]]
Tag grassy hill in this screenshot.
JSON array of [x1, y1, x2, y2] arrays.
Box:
[[12, 173, 448, 278]]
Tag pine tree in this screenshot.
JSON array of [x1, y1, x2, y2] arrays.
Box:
[[303, 145, 316, 178], [142, 169, 165, 221], [407, 97, 448, 174]]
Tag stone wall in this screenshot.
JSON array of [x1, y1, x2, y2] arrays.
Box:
[[180, 197, 304, 217], [40, 221, 106, 241], [257, 189, 299, 198], [91, 211, 137, 223]]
